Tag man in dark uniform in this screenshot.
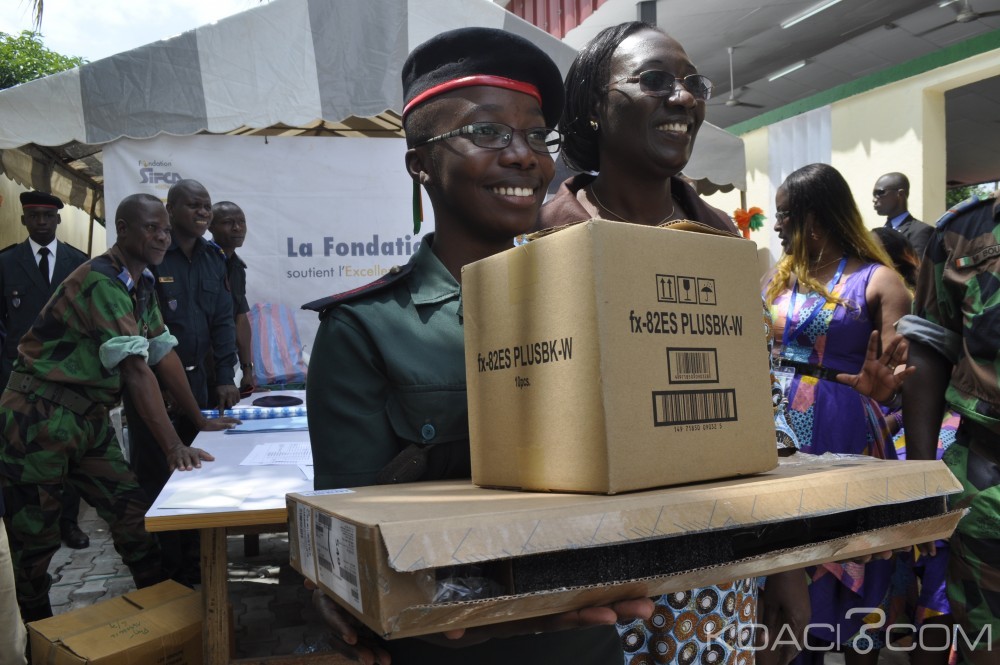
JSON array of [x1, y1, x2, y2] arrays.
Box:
[[303, 27, 651, 665], [124, 179, 239, 585], [209, 201, 255, 393], [0, 194, 233, 627], [0, 191, 90, 550], [900, 191, 1000, 664], [873, 172, 934, 258]]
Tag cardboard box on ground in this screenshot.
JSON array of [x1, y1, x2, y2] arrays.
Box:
[[462, 219, 777, 494], [288, 455, 963, 640], [28, 580, 202, 665]]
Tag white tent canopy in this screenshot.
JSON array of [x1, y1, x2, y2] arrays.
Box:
[[0, 0, 745, 219]]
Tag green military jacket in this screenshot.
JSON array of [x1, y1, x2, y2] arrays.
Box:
[[15, 245, 169, 406], [303, 233, 622, 663], [911, 193, 1000, 433], [305, 234, 470, 490]]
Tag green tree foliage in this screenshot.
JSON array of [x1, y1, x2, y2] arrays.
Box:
[[946, 184, 990, 208], [0, 30, 86, 90]]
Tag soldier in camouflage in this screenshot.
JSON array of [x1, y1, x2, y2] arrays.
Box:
[[899, 191, 1000, 664], [0, 194, 237, 625]]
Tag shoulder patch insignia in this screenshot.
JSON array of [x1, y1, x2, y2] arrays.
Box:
[[934, 191, 999, 229], [302, 263, 413, 313], [208, 240, 227, 258]]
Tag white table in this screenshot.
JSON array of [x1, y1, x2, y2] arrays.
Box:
[[144, 391, 347, 665]]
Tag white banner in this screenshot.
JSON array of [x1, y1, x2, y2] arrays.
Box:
[[104, 135, 434, 359]]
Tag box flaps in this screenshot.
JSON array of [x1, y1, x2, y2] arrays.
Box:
[[290, 456, 960, 573], [378, 509, 963, 639], [515, 218, 741, 243], [121, 578, 193, 608], [27, 579, 194, 643], [29, 598, 137, 642], [657, 219, 740, 237], [57, 593, 202, 659]]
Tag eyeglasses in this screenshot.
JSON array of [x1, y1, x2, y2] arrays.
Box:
[[416, 122, 563, 154], [607, 70, 713, 101], [774, 211, 791, 223], [872, 188, 899, 198]]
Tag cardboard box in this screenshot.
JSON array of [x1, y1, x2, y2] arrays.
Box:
[[287, 455, 963, 640], [29, 580, 202, 665], [462, 219, 777, 494]]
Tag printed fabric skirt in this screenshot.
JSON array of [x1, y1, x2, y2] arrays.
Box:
[[617, 579, 758, 665]]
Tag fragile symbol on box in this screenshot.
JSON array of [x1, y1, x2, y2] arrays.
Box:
[[657, 275, 716, 305]]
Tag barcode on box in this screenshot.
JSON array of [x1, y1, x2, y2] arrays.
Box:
[[339, 568, 358, 586], [667, 347, 718, 383], [313, 513, 364, 614], [652, 389, 737, 426]]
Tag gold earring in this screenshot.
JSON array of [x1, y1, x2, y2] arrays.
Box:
[[589, 119, 599, 131]]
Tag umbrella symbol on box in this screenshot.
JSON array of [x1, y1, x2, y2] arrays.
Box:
[[698, 278, 717, 305]]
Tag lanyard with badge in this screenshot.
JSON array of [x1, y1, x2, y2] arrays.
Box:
[[774, 254, 849, 397]]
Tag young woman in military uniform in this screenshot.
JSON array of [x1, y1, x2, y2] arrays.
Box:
[[303, 26, 653, 665]]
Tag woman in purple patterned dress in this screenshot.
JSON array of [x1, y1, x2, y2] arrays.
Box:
[[764, 163, 914, 665]]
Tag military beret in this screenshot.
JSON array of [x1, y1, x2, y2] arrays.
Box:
[[20, 191, 63, 209], [401, 27, 564, 128]]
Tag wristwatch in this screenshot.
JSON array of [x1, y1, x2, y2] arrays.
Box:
[[241, 362, 254, 370]]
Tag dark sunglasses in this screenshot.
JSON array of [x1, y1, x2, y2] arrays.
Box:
[[872, 188, 899, 197], [607, 70, 713, 102]]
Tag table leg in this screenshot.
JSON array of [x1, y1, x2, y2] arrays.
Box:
[[202, 527, 230, 665]]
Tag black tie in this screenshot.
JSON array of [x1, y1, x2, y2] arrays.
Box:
[[38, 247, 50, 288]]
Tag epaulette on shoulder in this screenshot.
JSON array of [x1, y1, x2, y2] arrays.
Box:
[[934, 191, 999, 229], [302, 263, 413, 313], [206, 239, 227, 260]]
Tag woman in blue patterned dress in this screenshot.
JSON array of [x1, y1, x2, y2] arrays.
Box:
[[764, 163, 914, 665]]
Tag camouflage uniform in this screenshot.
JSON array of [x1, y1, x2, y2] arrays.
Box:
[[898, 192, 1000, 663], [0, 245, 173, 620]]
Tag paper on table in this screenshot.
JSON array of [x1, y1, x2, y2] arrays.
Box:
[[299, 465, 315, 481], [225, 416, 309, 434], [241, 442, 313, 466], [159, 487, 250, 509]]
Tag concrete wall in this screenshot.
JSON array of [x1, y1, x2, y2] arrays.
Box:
[[1, 174, 105, 256], [705, 45, 1000, 271]]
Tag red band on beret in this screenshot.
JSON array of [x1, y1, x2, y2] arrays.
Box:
[[403, 75, 541, 118]]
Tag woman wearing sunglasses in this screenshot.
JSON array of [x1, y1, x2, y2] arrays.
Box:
[[540, 22, 811, 665]]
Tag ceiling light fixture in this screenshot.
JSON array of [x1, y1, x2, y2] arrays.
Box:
[[780, 0, 844, 29], [767, 60, 808, 81]]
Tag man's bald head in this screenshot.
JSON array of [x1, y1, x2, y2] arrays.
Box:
[[166, 179, 208, 207], [116, 193, 164, 226], [873, 172, 910, 218]]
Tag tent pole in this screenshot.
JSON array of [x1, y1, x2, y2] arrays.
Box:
[[87, 194, 98, 256]]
